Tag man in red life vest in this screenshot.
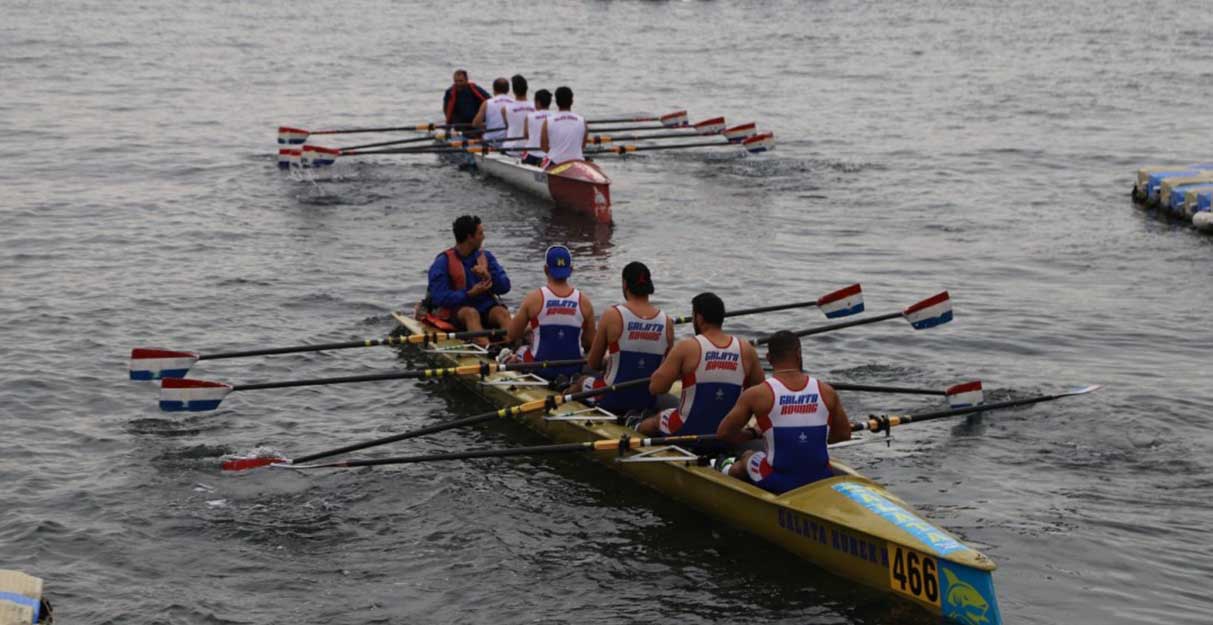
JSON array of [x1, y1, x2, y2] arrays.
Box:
[[716, 330, 852, 493], [424, 215, 511, 345], [443, 69, 490, 128]]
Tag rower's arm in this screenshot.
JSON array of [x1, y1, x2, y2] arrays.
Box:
[[821, 382, 852, 443], [484, 250, 511, 295], [579, 294, 596, 353], [473, 100, 488, 128], [506, 291, 538, 344], [427, 254, 466, 309], [717, 385, 760, 446], [649, 339, 687, 395], [740, 341, 765, 388], [540, 119, 549, 153], [586, 307, 617, 370]]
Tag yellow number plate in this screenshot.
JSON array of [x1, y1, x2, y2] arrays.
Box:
[[888, 545, 941, 607]]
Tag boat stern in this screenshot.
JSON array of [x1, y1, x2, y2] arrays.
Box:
[[546, 160, 612, 224]]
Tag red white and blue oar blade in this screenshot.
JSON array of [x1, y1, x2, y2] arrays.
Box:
[[816, 283, 864, 318], [278, 126, 309, 145], [946, 380, 984, 408], [724, 123, 758, 143], [301, 145, 340, 168], [742, 132, 775, 153], [160, 378, 233, 412], [278, 148, 301, 170], [902, 291, 953, 329], [660, 110, 689, 127], [692, 117, 726, 135], [130, 348, 199, 381]]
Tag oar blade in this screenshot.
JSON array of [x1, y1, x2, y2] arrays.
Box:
[[724, 123, 758, 143], [277, 148, 301, 170], [159, 378, 234, 412], [660, 110, 689, 127], [902, 291, 953, 329], [130, 348, 199, 381], [301, 145, 340, 168], [221, 456, 288, 472], [692, 117, 726, 135], [816, 283, 864, 318], [945, 380, 984, 408], [742, 132, 775, 153], [1064, 384, 1103, 396], [278, 126, 309, 145]]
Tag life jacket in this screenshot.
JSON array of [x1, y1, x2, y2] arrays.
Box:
[[422, 248, 466, 331], [445, 83, 488, 124]]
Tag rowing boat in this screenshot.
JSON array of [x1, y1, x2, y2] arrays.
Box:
[[432, 131, 613, 224], [390, 311, 1003, 625]]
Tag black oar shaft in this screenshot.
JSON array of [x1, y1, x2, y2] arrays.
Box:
[[671, 300, 819, 325], [854, 390, 1088, 432], [774, 310, 901, 343], [290, 377, 652, 465], [341, 135, 433, 151], [231, 359, 586, 392], [197, 328, 504, 361], [830, 383, 945, 396]]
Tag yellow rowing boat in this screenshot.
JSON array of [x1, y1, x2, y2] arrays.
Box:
[[391, 312, 1002, 625]]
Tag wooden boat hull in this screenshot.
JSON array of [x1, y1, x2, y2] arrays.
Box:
[[391, 312, 1002, 625]]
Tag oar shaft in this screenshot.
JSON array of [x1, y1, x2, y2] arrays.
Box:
[[197, 328, 504, 361], [854, 390, 1085, 432], [232, 359, 586, 392], [289, 376, 652, 465], [825, 383, 946, 396], [780, 311, 901, 342], [340, 135, 434, 151], [671, 300, 819, 325]]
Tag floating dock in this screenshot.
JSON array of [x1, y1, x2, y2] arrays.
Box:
[[1132, 164, 1213, 232]]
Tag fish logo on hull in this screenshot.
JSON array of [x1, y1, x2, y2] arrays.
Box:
[[943, 569, 991, 625]]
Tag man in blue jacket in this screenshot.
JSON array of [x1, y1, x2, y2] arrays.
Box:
[[443, 69, 490, 128], [425, 215, 511, 345]]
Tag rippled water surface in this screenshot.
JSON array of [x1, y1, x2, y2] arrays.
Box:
[[3, 1, 1212, 623]]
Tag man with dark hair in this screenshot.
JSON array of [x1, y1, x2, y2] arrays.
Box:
[[572, 261, 673, 413], [443, 69, 490, 126], [540, 86, 587, 165], [472, 77, 513, 145], [715, 331, 851, 493], [502, 245, 595, 382], [502, 74, 535, 154], [520, 88, 552, 166], [423, 215, 511, 345], [638, 292, 763, 436]]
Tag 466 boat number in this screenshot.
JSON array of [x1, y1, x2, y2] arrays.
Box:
[[888, 546, 940, 606]]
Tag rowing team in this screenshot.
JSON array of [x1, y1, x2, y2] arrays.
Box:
[[417, 214, 853, 495], [443, 69, 587, 166]]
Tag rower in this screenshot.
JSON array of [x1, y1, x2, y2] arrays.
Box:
[[423, 215, 511, 346], [502, 74, 536, 155], [637, 293, 763, 437], [520, 88, 553, 167], [442, 69, 490, 128], [539, 86, 588, 166], [503, 245, 595, 381], [573, 261, 673, 415], [716, 330, 851, 493], [472, 77, 512, 145]]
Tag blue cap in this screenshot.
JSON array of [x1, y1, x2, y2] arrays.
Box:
[[545, 245, 573, 279]]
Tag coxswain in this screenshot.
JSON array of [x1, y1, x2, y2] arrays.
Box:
[[423, 215, 511, 346], [520, 88, 553, 166], [715, 331, 851, 493], [442, 69, 490, 128], [572, 262, 673, 414], [539, 86, 588, 166], [472, 77, 513, 145], [502, 74, 536, 155], [504, 245, 595, 381], [638, 293, 763, 437]]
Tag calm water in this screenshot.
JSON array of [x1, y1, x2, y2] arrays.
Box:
[[3, 1, 1212, 623]]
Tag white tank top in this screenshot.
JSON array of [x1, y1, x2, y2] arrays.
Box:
[[504, 98, 536, 149], [523, 110, 552, 156], [483, 94, 512, 142], [545, 111, 586, 164]]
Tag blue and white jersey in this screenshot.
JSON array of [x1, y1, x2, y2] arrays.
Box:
[[660, 335, 744, 435], [597, 305, 670, 412], [522, 286, 584, 379], [746, 376, 832, 493]]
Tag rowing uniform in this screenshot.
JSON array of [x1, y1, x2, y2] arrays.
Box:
[[521, 109, 552, 165], [582, 305, 671, 413], [515, 286, 586, 380], [503, 98, 536, 151], [746, 376, 833, 494], [482, 94, 512, 144], [658, 335, 744, 436], [544, 111, 586, 164]]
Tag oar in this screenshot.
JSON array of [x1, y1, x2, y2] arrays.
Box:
[[338, 135, 435, 151], [761, 379, 985, 409], [129, 328, 506, 381], [280, 433, 716, 470], [587, 110, 688, 127], [221, 376, 654, 471], [590, 132, 775, 156], [671, 283, 863, 325], [587, 117, 726, 144], [159, 358, 584, 412], [753, 291, 954, 345], [854, 385, 1102, 433]]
